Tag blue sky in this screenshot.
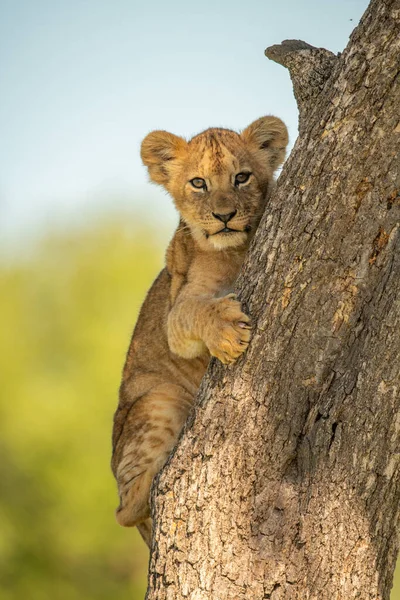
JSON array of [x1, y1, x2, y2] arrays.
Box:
[[1, 0, 369, 246]]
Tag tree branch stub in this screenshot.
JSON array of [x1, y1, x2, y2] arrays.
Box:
[[265, 39, 338, 135]]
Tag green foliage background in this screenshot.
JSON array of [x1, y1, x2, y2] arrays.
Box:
[[0, 218, 161, 599], [0, 216, 399, 599]]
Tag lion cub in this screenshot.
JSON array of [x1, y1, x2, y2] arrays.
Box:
[[112, 116, 288, 546]]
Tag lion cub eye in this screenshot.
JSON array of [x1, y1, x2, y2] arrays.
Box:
[[234, 172, 251, 186], [190, 177, 207, 190]]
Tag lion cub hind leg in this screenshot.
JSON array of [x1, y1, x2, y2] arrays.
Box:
[[114, 383, 192, 529]]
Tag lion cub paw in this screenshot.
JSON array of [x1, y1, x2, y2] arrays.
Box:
[[204, 294, 251, 364]]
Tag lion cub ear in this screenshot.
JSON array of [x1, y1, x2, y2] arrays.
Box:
[[141, 131, 187, 186], [241, 116, 289, 172]]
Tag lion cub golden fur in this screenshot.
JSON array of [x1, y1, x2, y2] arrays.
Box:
[[112, 116, 288, 546]]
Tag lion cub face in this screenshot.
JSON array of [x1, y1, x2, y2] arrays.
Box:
[[141, 116, 288, 250]]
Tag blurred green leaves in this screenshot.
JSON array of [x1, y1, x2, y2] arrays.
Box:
[[0, 218, 165, 599]]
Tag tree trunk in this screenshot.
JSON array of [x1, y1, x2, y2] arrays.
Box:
[[146, 0, 400, 597]]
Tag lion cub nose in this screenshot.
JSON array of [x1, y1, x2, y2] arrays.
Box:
[[212, 210, 237, 224]]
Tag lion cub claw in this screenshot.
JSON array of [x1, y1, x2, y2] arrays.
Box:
[[204, 294, 252, 364]]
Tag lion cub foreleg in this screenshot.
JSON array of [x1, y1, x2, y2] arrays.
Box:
[[114, 383, 192, 534], [168, 291, 251, 364]]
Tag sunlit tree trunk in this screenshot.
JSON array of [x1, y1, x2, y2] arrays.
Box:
[[146, 0, 400, 597]]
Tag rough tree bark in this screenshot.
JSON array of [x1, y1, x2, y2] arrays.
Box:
[[146, 0, 400, 597]]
